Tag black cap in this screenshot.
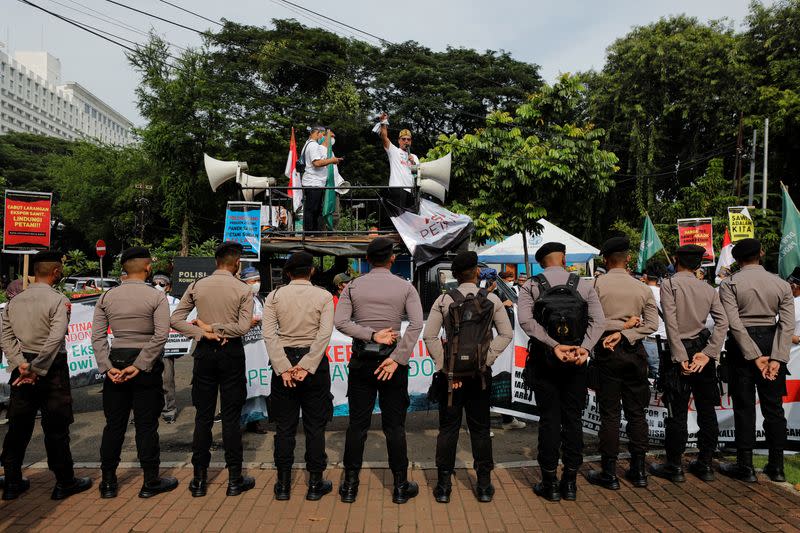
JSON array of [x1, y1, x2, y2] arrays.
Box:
[[31, 250, 63, 265], [284, 251, 314, 273], [600, 236, 630, 256], [366, 237, 394, 263], [731, 238, 761, 261], [120, 246, 151, 264], [788, 267, 800, 284], [675, 244, 706, 257], [215, 241, 244, 259], [534, 242, 566, 263], [451, 251, 478, 274]]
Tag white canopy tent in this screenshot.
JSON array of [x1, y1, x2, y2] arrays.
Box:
[[477, 218, 600, 269]]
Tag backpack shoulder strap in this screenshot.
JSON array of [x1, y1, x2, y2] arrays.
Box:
[[534, 273, 551, 291], [566, 273, 580, 289], [447, 289, 465, 305]]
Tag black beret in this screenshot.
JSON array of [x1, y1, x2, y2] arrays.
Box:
[[31, 250, 64, 265], [674, 244, 706, 257], [215, 241, 243, 258], [788, 266, 800, 283], [366, 237, 395, 262], [451, 251, 478, 274], [284, 251, 314, 272], [120, 246, 151, 264], [600, 236, 630, 256], [731, 238, 761, 261], [534, 242, 566, 263]]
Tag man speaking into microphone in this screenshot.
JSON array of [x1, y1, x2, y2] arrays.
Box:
[[377, 113, 419, 215]]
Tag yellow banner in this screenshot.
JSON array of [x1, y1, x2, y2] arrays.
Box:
[[728, 207, 754, 242]]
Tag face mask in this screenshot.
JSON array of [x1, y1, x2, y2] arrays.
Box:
[[154, 285, 166, 292], [250, 282, 261, 294]]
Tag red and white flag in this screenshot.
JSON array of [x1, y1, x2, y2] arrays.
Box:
[[284, 128, 302, 214], [715, 227, 734, 280]]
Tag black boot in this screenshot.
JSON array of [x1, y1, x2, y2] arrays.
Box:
[[391, 470, 419, 504], [649, 457, 685, 483], [306, 471, 333, 501], [533, 467, 560, 501], [51, 477, 92, 500], [475, 471, 494, 503], [763, 449, 786, 482], [719, 449, 757, 483], [274, 470, 291, 501], [625, 453, 648, 487], [339, 469, 359, 503], [139, 469, 179, 499], [433, 469, 452, 504], [559, 468, 578, 501], [2, 471, 29, 501], [227, 474, 255, 496], [99, 469, 118, 498], [688, 456, 715, 482], [189, 466, 208, 497], [587, 457, 620, 490]]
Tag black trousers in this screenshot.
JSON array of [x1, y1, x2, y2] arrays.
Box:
[[595, 337, 650, 458], [1, 354, 74, 483], [433, 372, 493, 475], [191, 339, 247, 475], [271, 351, 332, 473], [530, 351, 587, 471], [662, 360, 719, 462], [100, 360, 164, 478], [343, 361, 410, 472], [726, 333, 787, 451], [303, 188, 324, 233]]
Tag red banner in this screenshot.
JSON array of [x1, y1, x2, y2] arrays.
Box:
[[3, 190, 52, 253], [677, 217, 715, 266]]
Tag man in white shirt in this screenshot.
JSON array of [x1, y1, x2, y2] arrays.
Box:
[[301, 126, 343, 233], [378, 113, 418, 216], [787, 267, 800, 345], [641, 262, 667, 382]]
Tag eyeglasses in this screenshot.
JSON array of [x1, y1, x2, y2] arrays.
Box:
[[400, 137, 412, 141], [154, 282, 167, 287]]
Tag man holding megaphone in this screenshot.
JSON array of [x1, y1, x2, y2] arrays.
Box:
[[377, 113, 418, 213]]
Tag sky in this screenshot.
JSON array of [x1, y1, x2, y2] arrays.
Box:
[[3, 0, 776, 126]]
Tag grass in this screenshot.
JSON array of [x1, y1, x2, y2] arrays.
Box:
[[750, 454, 800, 486]]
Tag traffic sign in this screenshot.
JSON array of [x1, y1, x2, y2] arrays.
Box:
[[96, 239, 107, 258]]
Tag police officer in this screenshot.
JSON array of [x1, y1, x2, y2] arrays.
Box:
[[718, 238, 794, 482], [587, 236, 658, 490], [649, 245, 728, 483], [334, 237, 424, 504], [263, 252, 335, 501], [518, 242, 605, 501], [171, 241, 255, 497], [92, 247, 177, 499], [0, 251, 92, 500], [423, 251, 513, 504]]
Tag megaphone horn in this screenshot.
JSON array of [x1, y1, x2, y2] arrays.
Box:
[[204, 153, 248, 192], [336, 180, 351, 195], [417, 152, 451, 203], [240, 173, 276, 202]]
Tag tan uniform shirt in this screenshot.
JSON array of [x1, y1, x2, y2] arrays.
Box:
[[423, 283, 514, 371], [171, 269, 254, 340], [718, 264, 794, 362], [263, 280, 334, 375], [91, 280, 170, 373], [593, 268, 658, 342], [334, 267, 424, 365], [517, 267, 606, 350], [0, 283, 70, 376], [660, 272, 728, 362]]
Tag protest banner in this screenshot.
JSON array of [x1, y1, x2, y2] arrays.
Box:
[[728, 206, 755, 242], [3, 190, 52, 253], [677, 217, 715, 266], [170, 256, 216, 298], [223, 201, 262, 261]]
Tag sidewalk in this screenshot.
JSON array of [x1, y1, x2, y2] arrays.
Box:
[[1, 461, 799, 532]]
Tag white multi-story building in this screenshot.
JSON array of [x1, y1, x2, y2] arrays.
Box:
[[0, 46, 135, 145]]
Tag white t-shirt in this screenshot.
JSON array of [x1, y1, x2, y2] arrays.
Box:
[[301, 141, 329, 187], [385, 143, 418, 192], [794, 296, 800, 335], [648, 284, 667, 339]]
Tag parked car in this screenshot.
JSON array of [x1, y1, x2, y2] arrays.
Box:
[[63, 277, 119, 292]]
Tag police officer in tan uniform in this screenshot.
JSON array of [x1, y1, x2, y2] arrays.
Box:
[[92, 247, 177, 499], [718, 238, 794, 482], [423, 251, 513, 504], [263, 251, 335, 501], [171, 241, 255, 497], [649, 245, 728, 483], [334, 237, 424, 504], [0, 251, 92, 501], [587, 236, 658, 490]]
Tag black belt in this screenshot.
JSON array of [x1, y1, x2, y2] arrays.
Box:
[[22, 351, 66, 362], [285, 346, 310, 365]]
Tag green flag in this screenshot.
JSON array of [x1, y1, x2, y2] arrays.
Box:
[[779, 184, 800, 278], [322, 140, 336, 231], [637, 214, 664, 272]]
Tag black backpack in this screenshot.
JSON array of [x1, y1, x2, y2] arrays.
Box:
[[532, 273, 588, 346], [295, 140, 313, 175], [442, 289, 495, 406]]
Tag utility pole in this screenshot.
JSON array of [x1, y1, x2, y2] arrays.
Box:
[[734, 112, 744, 197], [762, 118, 769, 213], [748, 129, 757, 206]]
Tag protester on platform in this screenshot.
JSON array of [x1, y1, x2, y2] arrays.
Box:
[[154, 273, 181, 425], [239, 267, 270, 434], [641, 261, 668, 382], [92, 247, 177, 499], [718, 238, 794, 483], [787, 267, 800, 345], [301, 126, 343, 233], [377, 113, 419, 213], [263, 251, 335, 501], [0, 251, 92, 501]]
